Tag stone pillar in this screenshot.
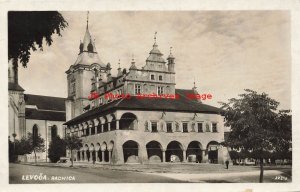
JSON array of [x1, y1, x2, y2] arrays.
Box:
[[183, 150, 187, 162], [202, 150, 208, 163], [90, 151, 93, 162], [108, 151, 112, 163], [102, 151, 105, 163], [139, 145, 148, 164], [108, 122, 111, 131], [162, 150, 166, 163], [84, 151, 87, 161], [116, 120, 119, 130], [95, 125, 98, 134], [101, 124, 104, 132], [95, 151, 99, 162]]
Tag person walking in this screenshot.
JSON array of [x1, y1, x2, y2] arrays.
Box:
[[225, 160, 229, 169]]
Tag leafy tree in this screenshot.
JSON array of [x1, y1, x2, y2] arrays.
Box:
[[48, 135, 66, 163], [64, 135, 82, 167], [27, 132, 45, 163], [8, 11, 68, 68], [220, 89, 291, 183]]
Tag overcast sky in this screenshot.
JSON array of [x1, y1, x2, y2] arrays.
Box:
[[18, 11, 291, 110]]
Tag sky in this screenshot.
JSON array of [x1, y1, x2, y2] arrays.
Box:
[[18, 11, 291, 110]]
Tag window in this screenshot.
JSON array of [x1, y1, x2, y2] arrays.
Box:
[[135, 84, 141, 95], [151, 122, 158, 132], [182, 123, 188, 132], [99, 98, 103, 105], [197, 123, 203, 132], [51, 125, 58, 139], [159, 75, 163, 81], [212, 123, 218, 132], [157, 86, 164, 95], [167, 122, 173, 133], [32, 124, 38, 138], [150, 74, 155, 80]]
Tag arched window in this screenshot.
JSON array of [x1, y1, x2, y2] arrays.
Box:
[[32, 124, 39, 138], [51, 125, 58, 139]]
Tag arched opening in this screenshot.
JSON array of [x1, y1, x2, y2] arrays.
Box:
[[85, 144, 90, 161], [77, 151, 81, 161], [110, 115, 116, 131], [146, 141, 163, 163], [207, 141, 219, 164], [186, 141, 203, 163], [97, 124, 102, 133], [51, 125, 58, 139], [32, 124, 39, 138], [166, 141, 183, 162], [96, 143, 101, 162], [90, 122, 95, 135], [119, 113, 137, 130], [123, 140, 139, 163], [103, 117, 108, 132]]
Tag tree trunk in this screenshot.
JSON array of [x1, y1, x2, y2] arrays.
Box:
[[259, 157, 264, 183], [34, 149, 37, 164], [70, 149, 73, 167]]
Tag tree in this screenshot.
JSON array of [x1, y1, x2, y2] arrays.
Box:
[[27, 132, 45, 163], [48, 135, 66, 163], [64, 135, 82, 167], [8, 11, 68, 68], [220, 89, 291, 183]]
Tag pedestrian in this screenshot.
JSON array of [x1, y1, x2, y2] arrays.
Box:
[[225, 160, 229, 169]]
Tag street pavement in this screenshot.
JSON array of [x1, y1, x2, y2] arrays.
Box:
[[9, 163, 291, 183], [9, 163, 183, 183]]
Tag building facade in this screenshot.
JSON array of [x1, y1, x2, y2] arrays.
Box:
[[8, 60, 66, 162], [64, 21, 230, 165]]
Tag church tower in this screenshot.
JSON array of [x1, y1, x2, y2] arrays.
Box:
[[8, 59, 26, 140], [65, 12, 107, 121]]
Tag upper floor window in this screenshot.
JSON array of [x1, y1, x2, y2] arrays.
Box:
[[135, 84, 141, 95], [159, 75, 163, 81], [151, 122, 158, 132], [157, 86, 164, 95], [197, 123, 203, 132], [166, 122, 173, 133], [212, 123, 218, 132], [150, 74, 155, 80], [99, 98, 103, 105], [182, 122, 188, 133]]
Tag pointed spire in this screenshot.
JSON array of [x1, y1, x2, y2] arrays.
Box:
[[117, 59, 122, 76], [154, 31, 157, 44], [192, 77, 197, 90], [130, 54, 137, 70], [86, 11, 89, 29]]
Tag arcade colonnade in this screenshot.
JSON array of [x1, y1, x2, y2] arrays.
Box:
[[74, 140, 222, 164]]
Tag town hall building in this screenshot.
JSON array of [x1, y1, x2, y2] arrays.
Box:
[[64, 20, 230, 165]]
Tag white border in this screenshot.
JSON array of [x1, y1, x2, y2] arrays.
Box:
[[1, 0, 300, 192]]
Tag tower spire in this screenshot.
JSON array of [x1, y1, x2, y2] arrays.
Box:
[[86, 11, 89, 29], [193, 77, 197, 90], [154, 31, 157, 44]]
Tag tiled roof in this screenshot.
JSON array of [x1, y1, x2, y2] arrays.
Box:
[[25, 108, 66, 121], [64, 89, 221, 125], [8, 82, 25, 91], [24, 94, 66, 111]]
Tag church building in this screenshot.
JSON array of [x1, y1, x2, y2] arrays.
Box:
[[64, 19, 230, 164]]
